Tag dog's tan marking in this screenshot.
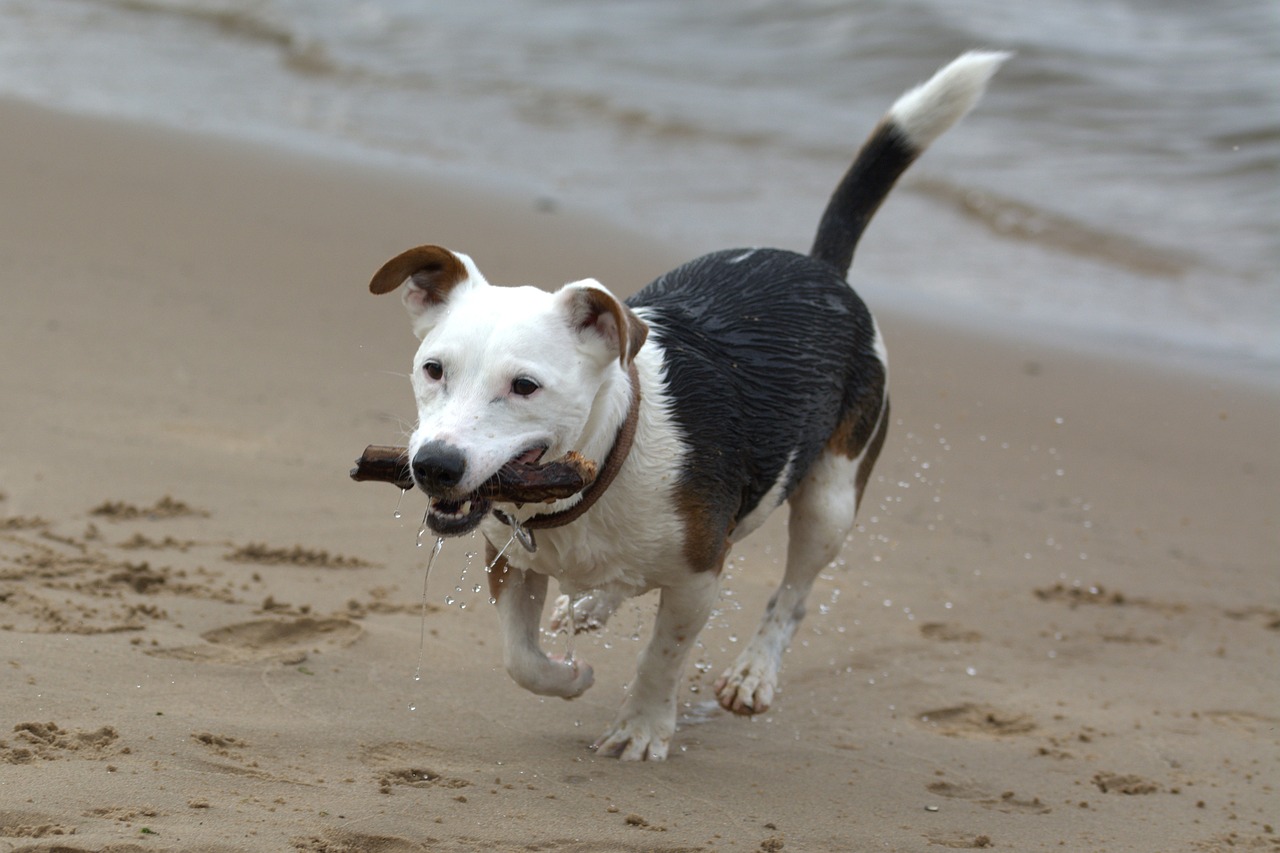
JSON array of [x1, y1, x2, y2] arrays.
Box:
[[369, 244, 468, 301], [825, 370, 886, 459], [485, 541, 514, 604], [674, 486, 732, 574], [854, 396, 890, 511]]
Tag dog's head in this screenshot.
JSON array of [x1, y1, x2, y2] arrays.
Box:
[[370, 245, 648, 536]]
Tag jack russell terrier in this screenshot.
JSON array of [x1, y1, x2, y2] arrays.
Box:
[[368, 51, 1007, 760]]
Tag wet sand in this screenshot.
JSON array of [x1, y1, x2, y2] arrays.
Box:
[[1, 98, 1277, 852]]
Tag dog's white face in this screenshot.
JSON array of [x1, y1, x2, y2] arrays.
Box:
[[407, 280, 606, 489], [371, 245, 647, 535]]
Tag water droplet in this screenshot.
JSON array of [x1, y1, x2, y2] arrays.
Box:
[[408, 703, 417, 711], [412, 536, 445, 684], [483, 529, 519, 573], [393, 488, 407, 520]]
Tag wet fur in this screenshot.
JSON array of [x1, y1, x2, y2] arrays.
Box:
[[371, 51, 1007, 760]]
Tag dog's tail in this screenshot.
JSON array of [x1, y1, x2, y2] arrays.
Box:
[[809, 51, 1010, 277]]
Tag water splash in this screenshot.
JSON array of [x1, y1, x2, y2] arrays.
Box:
[[483, 528, 519, 574], [564, 597, 577, 664], [411, 535, 445, 697]]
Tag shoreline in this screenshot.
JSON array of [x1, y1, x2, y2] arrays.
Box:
[[2, 95, 1276, 852], [6, 94, 1274, 389]]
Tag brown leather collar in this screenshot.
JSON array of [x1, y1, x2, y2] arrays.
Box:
[[507, 360, 641, 533]]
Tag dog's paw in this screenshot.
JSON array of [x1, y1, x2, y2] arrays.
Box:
[[549, 592, 613, 634], [592, 710, 676, 761], [545, 654, 594, 699], [713, 656, 778, 716]]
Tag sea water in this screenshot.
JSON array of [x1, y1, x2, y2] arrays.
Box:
[[2, 0, 1275, 377]]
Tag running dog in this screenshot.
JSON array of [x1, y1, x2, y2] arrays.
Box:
[[368, 51, 1007, 760]]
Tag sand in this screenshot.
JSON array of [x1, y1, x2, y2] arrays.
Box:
[[1, 97, 1276, 852]]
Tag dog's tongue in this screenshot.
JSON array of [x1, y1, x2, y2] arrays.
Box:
[[515, 447, 545, 465]]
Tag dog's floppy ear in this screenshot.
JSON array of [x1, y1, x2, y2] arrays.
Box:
[[557, 280, 649, 366], [369, 245, 479, 335]]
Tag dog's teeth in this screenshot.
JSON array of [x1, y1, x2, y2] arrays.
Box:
[[430, 498, 475, 520]]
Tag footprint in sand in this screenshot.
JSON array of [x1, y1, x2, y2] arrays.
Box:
[[297, 830, 444, 852], [1092, 771, 1162, 795], [378, 767, 472, 793], [925, 833, 996, 849], [1200, 709, 1280, 738], [1, 722, 121, 764], [920, 622, 983, 643], [916, 703, 1036, 738], [0, 809, 78, 840], [147, 616, 362, 664], [927, 780, 1052, 815]]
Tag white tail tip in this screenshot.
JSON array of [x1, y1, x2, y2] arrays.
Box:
[[888, 50, 1012, 150]]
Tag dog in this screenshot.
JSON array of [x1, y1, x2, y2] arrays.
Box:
[[368, 51, 1007, 760]]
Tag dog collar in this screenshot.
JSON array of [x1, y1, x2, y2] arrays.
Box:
[[493, 361, 641, 546]]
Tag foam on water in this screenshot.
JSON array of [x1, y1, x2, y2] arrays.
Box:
[[2, 0, 1275, 377]]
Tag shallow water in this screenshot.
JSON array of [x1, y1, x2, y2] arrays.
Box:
[[2, 0, 1275, 371]]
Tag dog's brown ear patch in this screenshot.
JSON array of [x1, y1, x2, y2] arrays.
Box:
[[564, 283, 650, 365], [369, 244, 468, 304]]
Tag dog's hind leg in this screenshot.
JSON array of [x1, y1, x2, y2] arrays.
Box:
[[715, 396, 890, 715]]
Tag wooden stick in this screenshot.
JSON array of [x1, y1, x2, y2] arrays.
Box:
[[350, 445, 597, 504]]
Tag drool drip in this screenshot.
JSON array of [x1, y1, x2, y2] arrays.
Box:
[[409, 534, 445, 711], [416, 507, 432, 548]]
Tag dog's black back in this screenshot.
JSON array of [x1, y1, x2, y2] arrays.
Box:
[[617, 80, 994, 561], [628, 248, 884, 540]]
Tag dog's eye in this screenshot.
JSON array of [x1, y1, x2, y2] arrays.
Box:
[[510, 377, 540, 397], [423, 360, 444, 381]]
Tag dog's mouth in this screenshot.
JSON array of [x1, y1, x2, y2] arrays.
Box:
[[511, 446, 546, 466], [422, 445, 547, 537], [425, 495, 493, 536]]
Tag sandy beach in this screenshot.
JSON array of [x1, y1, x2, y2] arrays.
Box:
[[1, 98, 1277, 852]]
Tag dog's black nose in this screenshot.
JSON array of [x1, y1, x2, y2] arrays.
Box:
[[412, 441, 467, 492]]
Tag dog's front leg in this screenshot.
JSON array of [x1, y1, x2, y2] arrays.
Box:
[[593, 572, 718, 761], [489, 548, 594, 699]]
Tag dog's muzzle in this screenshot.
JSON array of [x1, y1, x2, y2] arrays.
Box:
[[412, 440, 467, 492], [411, 441, 492, 536]]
